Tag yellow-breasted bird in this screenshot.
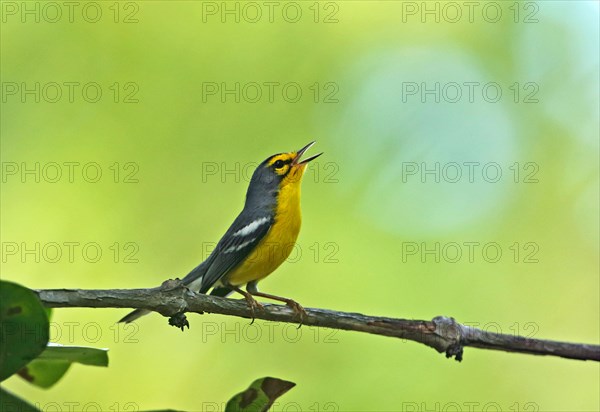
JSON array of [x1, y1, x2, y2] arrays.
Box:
[[119, 142, 322, 324]]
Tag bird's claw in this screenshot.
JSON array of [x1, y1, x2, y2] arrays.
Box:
[[285, 300, 307, 328], [244, 295, 264, 324]]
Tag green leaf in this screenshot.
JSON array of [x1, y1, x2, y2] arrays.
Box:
[[0, 281, 49, 381], [0, 386, 40, 411], [17, 343, 109, 388], [37, 343, 109, 367], [225, 377, 296, 412], [18, 359, 71, 389]]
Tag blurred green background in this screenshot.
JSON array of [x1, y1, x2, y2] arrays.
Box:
[[1, 1, 598, 410]]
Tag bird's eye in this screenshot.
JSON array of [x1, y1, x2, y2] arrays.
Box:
[[274, 160, 285, 169]]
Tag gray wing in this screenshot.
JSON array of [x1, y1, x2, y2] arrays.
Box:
[[197, 211, 272, 293]]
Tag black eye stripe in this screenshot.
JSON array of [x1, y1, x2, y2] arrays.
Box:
[[273, 160, 285, 168]]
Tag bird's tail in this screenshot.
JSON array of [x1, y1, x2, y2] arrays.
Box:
[[118, 309, 151, 323]]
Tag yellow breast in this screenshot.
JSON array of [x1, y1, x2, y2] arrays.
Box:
[[226, 181, 302, 286]]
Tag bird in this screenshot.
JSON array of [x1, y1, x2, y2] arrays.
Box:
[[119, 141, 322, 325]]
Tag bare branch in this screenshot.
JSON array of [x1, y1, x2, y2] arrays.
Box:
[[34, 282, 600, 362]]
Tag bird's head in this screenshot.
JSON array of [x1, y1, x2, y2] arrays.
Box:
[[247, 142, 323, 204], [265, 141, 323, 185]]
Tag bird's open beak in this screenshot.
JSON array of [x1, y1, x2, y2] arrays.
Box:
[[292, 141, 323, 166]]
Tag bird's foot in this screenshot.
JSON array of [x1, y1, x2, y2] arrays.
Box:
[[243, 295, 264, 324], [285, 299, 308, 328]]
